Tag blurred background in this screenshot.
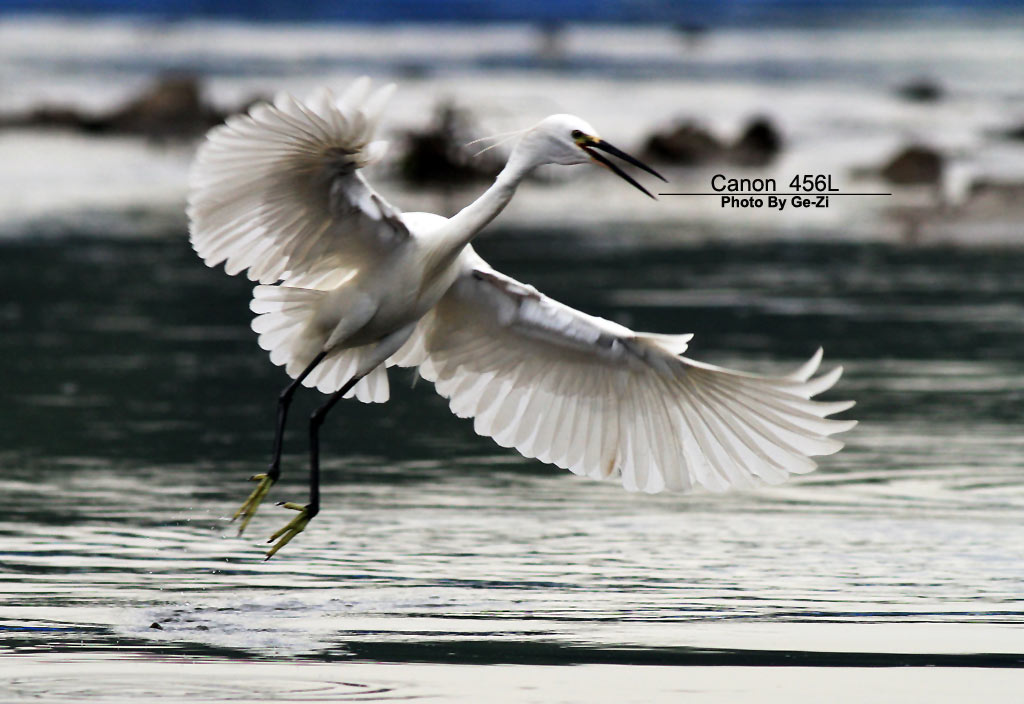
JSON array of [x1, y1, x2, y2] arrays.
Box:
[[2, 2, 1023, 702], [1, 0, 1024, 239]]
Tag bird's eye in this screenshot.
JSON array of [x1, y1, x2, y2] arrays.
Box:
[[571, 130, 584, 139]]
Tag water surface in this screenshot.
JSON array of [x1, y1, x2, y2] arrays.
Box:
[[1, 231, 1023, 701]]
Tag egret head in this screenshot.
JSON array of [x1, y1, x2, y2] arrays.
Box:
[[520, 114, 667, 198]]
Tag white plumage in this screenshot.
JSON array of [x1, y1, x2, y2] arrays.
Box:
[[188, 78, 855, 556], [395, 253, 853, 494]]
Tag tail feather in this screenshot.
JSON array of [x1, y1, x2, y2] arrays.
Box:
[[303, 345, 389, 403]]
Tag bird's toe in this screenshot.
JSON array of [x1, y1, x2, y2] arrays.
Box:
[[264, 502, 315, 559], [231, 473, 276, 536]]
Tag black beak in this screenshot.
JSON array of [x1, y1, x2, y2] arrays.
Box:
[[585, 139, 667, 200]]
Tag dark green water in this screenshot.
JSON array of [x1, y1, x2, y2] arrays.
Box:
[[1, 230, 1023, 701]]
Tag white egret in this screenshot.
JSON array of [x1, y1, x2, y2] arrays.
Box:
[[188, 78, 856, 559]]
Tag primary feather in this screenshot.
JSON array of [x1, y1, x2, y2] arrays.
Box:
[[391, 247, 855, 493], [187, 80, 406, 289]]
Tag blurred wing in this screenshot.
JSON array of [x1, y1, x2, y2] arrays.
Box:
[[402, 252, 856, 494], [188, 78, 407, 287]]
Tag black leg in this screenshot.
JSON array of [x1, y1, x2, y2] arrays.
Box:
[[306, 374, 361, 517], [268, 350, 328, 480], [232, 349, 328, 535], [263, 372, 362, 560], [261, 323, 415, 558]]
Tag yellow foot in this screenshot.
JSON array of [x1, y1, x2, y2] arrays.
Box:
[[264, 502, 315, 560], [231, 473, 276, 536]]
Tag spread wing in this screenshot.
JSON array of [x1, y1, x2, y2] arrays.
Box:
[[187, 78, 408, 288], [393, 250, 856, 494]]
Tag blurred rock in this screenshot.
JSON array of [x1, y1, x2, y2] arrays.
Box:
[[886, 177, 1024, 244], [535, 21, 566, 65], [672, 22, 709, 50], [0, 75, 261, 140], [105, 75, 211, 137], [880, 145, 944, 185], [397, 102, 501, 186], [641, 122, 724, 165], [895, 78, 944, 103], [643, 116, 782, 167], [730, 116, 782, 166], [1001, 122, 1024, 141], [3, 106, 106, 133], [965, 179, 1024, 210]]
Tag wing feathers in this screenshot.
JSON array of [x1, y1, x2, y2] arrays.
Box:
[[788, 347, 823, 381], [414, 253, 856, 494], [188, 77, 405, 287]]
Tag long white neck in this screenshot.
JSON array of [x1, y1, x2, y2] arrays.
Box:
[[424, 147, 535, 274]]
